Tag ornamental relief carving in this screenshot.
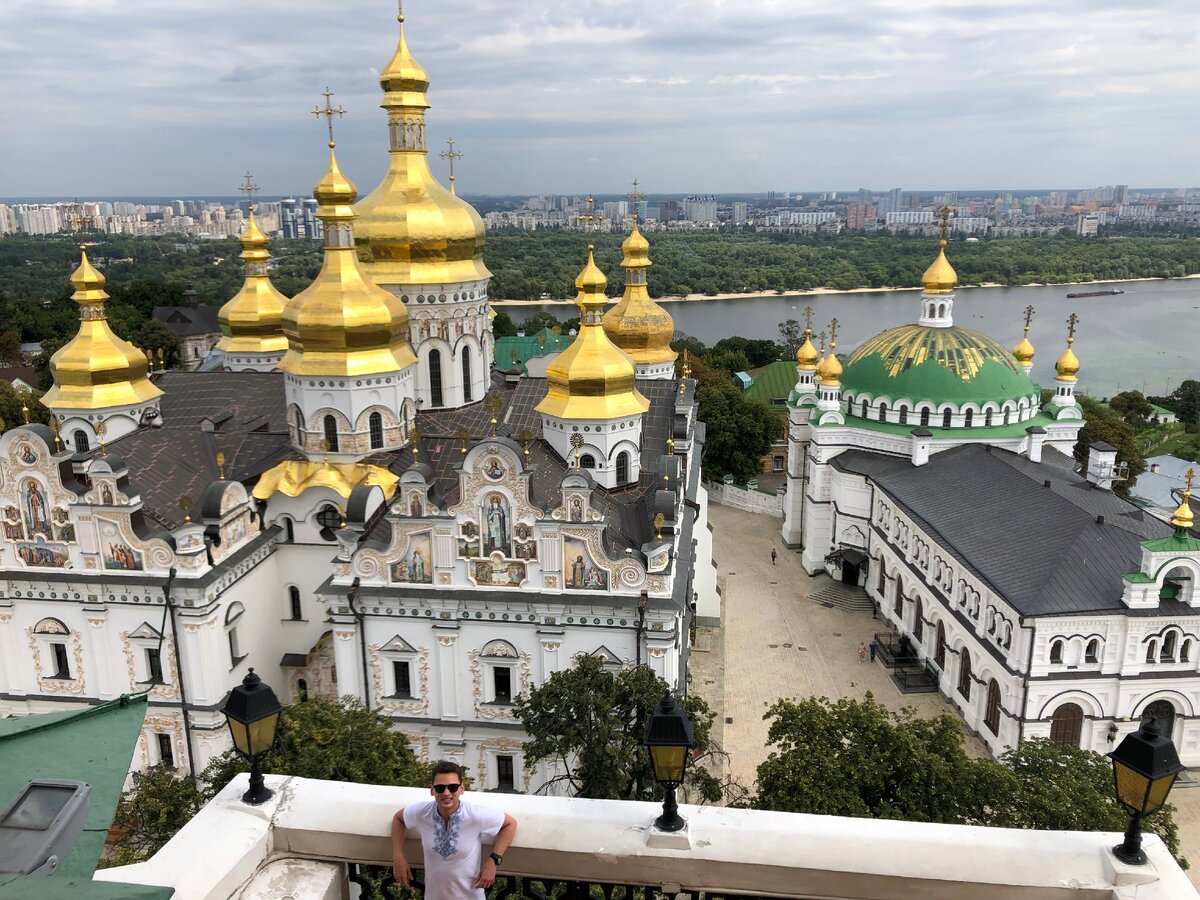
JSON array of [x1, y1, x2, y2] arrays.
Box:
[[26, 626, 86, 695], [560, 526, 646, 592], [436, 635, 457, 647], [448, 448, 542, 525], [368, 645, 430, 716], [467, 649, 532, 722], [138, 714, 187, 772], [119, 632, 180, 700], [354, 522, 436, 581], [477, 737, 532, 793]]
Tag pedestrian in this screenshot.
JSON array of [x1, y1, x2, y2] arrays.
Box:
[[857, 641, 867, 663], [869, 639, 877, 663], [392, 761, 518, 900], [771, 548, 777, 565]]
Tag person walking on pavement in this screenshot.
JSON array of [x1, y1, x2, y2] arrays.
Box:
[[868, 639, 877, 663], [771, 548, 777, 565], [857, 641, 867, 663]]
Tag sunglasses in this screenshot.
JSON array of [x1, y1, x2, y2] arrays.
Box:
[[433, 783, 461, 794]]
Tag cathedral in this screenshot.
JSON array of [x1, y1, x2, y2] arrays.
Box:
[[784, 223, 1200, 763], [0, 9, 717, 791]]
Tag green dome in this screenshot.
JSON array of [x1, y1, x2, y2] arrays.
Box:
[[841, 325, 1038, 407]]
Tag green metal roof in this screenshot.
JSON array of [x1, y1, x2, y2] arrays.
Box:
[[494, 327, 572, 370], [813, 410, 1063, 441], [744, 361, 798, 407], [1142, 533, 1200, 554], [0, 694, 173, 900]]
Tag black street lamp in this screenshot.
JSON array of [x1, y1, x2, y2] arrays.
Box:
[[643, 691, 694, 833], [1108, 716, 1185, 865], [220, 669, 283, 805]]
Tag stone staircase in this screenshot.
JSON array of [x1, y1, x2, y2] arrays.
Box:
[[806, 577, 875, 612]]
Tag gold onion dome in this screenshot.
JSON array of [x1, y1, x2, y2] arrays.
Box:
[[796, 330, 820, 370], [354, 13, 490, 285], [536, 247, 649, 421], [922, 239, 957, 294], [1013, 331, 1035, 366], [42, 249, 163, 411], [280, 147, 417, 377], [217, 212, 289, 354], [601, 222, 677, 366], [820, 340, 843, 386], [1055, 337, 1080, 382], [1171, 492, 1195, 532]]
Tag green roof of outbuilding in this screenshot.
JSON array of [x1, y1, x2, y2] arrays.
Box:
[[0, 694, 173, 900], [744, 361, 798, 407], [494, 327, 573, 369], [841, 324, 1037, 407]]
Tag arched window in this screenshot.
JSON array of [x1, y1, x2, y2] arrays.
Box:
[[294, 409, 304, 442], [288, 586, 302, 621], [937, 303, 946, 318], [73, 430, 90, 453], [1085, 639, 1099, 663], [876, 565, 886, 597], [1143, 699, 1176, 737], [616, 451, 630, 485], [964, 409, 974, 428], [898, 405, 908, 425], [297, 679, 309, 702], [893, 575, 904, 618], [368, 412, 384, 450], [861, 399, 869, 418], [1182, 639, 1193, 662], [1050, 640, 1063, 664], [284, 518, 295, 543], [1146, 640, 1158, 663], [1162, 631, 1177, 661], [428, 349, 444, 407], [580, 454, 596, 470], [935, 621, 946, 669], [985, 679, 1002, 735], [1049, 703, 1084, 747], [316, 504, 341, 541], [920, 408, 930, 427], [878, 403, 888, 423], [461, 351, 473, 403], [957, 650, 972, 700], [942, 409, 952, 429], [1003, 408, 1011, 425], [985, 409, 993, 427], [323, 415, 339, 452], [913, 597, 923, 643]]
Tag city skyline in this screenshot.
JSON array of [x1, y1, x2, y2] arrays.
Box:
[[2, 1, 1198, 196]]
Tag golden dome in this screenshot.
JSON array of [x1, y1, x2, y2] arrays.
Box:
[[1171, 493, 1194, 531], [252, 459, 399, 501], [602, 222, 677, 367], [536, 247, 649, 421], [796, 329, 819, 370], [1013, 330, 1035, 366], [1055, 337, 1079, 382], [42, 248, 163, 412], [217, 211, 289, 355], [354, 14, 490, 286], [922, 239, 957, 294], [280, 147, 418, 378], [820, 340, 843, 386]]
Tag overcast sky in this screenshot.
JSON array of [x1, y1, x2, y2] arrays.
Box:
[[2, 0, 1197, 198]]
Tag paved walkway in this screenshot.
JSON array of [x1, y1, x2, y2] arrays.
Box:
[[690, 503, 1200, 887]]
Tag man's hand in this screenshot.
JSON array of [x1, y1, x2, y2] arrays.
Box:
[[392, 857, 412, 887], [475, 856, 497, 888]]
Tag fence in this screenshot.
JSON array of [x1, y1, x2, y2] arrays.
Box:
[[706, 480, 785, 517]]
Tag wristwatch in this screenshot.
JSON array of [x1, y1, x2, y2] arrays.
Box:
[[489, 852, 503, 866]]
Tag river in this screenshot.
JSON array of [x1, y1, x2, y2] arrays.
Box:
[[503, 279, 1200, 399]]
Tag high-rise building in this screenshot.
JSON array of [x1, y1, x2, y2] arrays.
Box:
[[845, 203, 877, 230], [731, 201, 749, 224]]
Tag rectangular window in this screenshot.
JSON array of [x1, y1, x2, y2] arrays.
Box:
[[497, 754, 515, 791], [493, 667, 512, 704], [772, 456, 784, 472], [51, 643, 71, 679], [157, 733, 175, 769], [228, 628, 241, 667], [146, 648, 163, 684], [393, 661, 412, 698]]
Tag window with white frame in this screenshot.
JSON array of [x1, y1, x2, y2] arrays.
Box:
[[496, 754, 516, 791], [226, 602, 246, 668], [156, 733, 176, 769], [380, 635, 420, 699], [33, 618, 75, 681], [127, 622, 168, 685], [481, 639, 519, 704]]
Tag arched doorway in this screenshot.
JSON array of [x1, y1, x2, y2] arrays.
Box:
[[1049, 702, 1084, 747], [1143, 699, 1176, 739]]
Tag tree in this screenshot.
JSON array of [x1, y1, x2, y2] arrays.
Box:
[[131, 319, 182, 370], [692, 359, 784, 483], [201, 697, 429, 799], [775, 319, 804, 361], [492, 310, 517, 338], [1172, 380, 1200, 426], [1073, 397, 1146, 499], [31, 336, 65, 391], [0, 382, 52, 433], [102, 767, 205, 868], [0, 330, 23, 366], [515, 653, 721, 803], [711, 336, 778, 368], [1109, 390, 1154, 427]]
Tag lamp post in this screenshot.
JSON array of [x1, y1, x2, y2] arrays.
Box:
[[643, 691, 694, 832], [220, 669, 283, 805], [1108, 716, 1185, 865]]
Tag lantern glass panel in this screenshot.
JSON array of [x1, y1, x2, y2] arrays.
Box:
[[1114, 764, 1151, 812], [650, 745, 686, 783], [247, 713, 280, 757], [1145, 773, 1178, 815], [227, 718, 251, 757]]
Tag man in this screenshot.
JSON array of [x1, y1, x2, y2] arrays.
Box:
[[869, 638, 877, 663], [771, 548, 777, 565], [392, 761, 518, 900]]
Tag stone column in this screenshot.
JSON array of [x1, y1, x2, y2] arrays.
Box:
[[332, 625, 361, 701], [433, 624, 460, 720], [83, 606, 115, 700]]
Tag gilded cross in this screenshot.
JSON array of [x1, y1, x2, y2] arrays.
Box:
[[178, 496, 193, 524], [439, 138, 464, 192], [312, 88, 347, 146], [818, 330, 827, 357], [581, 195, 605, 232], [1066, 312, 1080, 343], [49, 417, 61, 451], [518, 429, 534, 460], [939, 205, 953, 242], [95, 419, 108, 452], [1186, 467, 1196, 496], [626, 179, 645, 225], [829, 317, 840, 349], [569, 432, 584, 467], [397, 0, 404, 22], [803, 305, 814, 335], [1023, 304, 1035, 332], [216, 451, 226, 480], [455, 427, 470, 456], [239, 172, 260, 213], [654, 512, 665, 541], [409, 423, 422, 461], [484, 393, 503, 437]]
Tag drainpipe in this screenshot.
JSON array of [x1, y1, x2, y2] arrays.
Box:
[[347, 577, 371, 710], [1017, 617, 1035, 747], [162, 568, 197, 778]]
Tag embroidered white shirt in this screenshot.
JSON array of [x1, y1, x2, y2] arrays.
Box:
[[403, 798, 505, 900]]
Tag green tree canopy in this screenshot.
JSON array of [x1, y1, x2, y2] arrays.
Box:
[[692, 359, 783, 483], [515, 653, 721, 803], [132, 318, 183, 370], [1073, 397, 1146, 499], [103, 766, 205, 868], [1171, 380, 1200, 426], [1109, 390, 1154, 427]]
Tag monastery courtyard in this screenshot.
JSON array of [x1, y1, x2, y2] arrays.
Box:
[[691, 503, 1200, 887]]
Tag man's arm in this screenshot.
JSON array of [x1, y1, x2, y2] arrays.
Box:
[[476, 812, 518, 889], [391, 809, 412, 886]]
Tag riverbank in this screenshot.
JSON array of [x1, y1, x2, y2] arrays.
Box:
[[489, 273, 1200, 307]]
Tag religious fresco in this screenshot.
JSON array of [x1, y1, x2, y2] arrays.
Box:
[[99, 518, 143, 571], [3, 506, 23, 541], [22, 479, 51, 538], [481, 493, 510, 556], [457, 520, 480, 558], [101, 484, 114, 505], [408, 492, 424, 517], [223, 513, 247, 546], [16, 537, 68, 568], [391, 531, 433, 584], [472, 558, 527, 588], [563, 536, 607, 590], [52, 508, 74, 544], [483, 457, 505, 481], [569, 497, 584, 522], [512, 522, 536, 560], [18, 444, 37, 465]]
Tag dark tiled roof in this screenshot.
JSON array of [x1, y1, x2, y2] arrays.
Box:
[[834, 443, 1176, 617], [153, 305, 221, 337], [106, 372, 291, 528]]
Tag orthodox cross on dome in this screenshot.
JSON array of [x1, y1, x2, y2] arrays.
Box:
[[626, 179, 645, 226], [938, 205, 953, 242], [581, 195, 604, 232], [817, 330, 827, 357], [95, 419, 108, 453], [178, 495, 193, 524], [239, 172, 259, 213], [1186, 467, 1196, 496], [484, 393, 503, 437], [828, 317, 840, 349], [569, 432, 584, 468], [49, 417, 61, 451], [1066, 312, 1079, 344], [803, 305, 814, 336], [455, 427, 470, 457], [397, 0, 404, 22], [409, 423, 422, 461], [439, 138, 464, 194], [1023, 304, 1035, 331], [312, 88, 347, 147]]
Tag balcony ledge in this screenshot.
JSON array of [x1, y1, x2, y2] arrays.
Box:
[[97, 774, 1199, 900]]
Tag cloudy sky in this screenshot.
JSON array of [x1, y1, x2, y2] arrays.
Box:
[[2, 0, 1196, 198]]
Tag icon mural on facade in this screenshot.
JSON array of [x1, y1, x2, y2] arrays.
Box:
[[564, 536, 607, 590], [473, 557, 526, 587], [391, 531, 433, 584], [481, 493, 510, 555], [99, 518, 143, 571], [16, 537, 69, 568], [22, 479, 51, 537], [484, 457, 505, 480]]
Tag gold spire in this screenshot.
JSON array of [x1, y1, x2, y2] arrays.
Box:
[[218, 173, 289, 356], [796, 305, 819, 370], [602, 186, 677, 369], [355, 7, 490, 285], [1054, 313, 1080, 382], [1013, 304, 1036, 367], [819, 319, 843, 386], [1171, 468, 1195, 533], [537, 245, 649, 421], [921, 207, 957, 294], [41, 248, 163, 412], [281, 97, 417, 378]]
